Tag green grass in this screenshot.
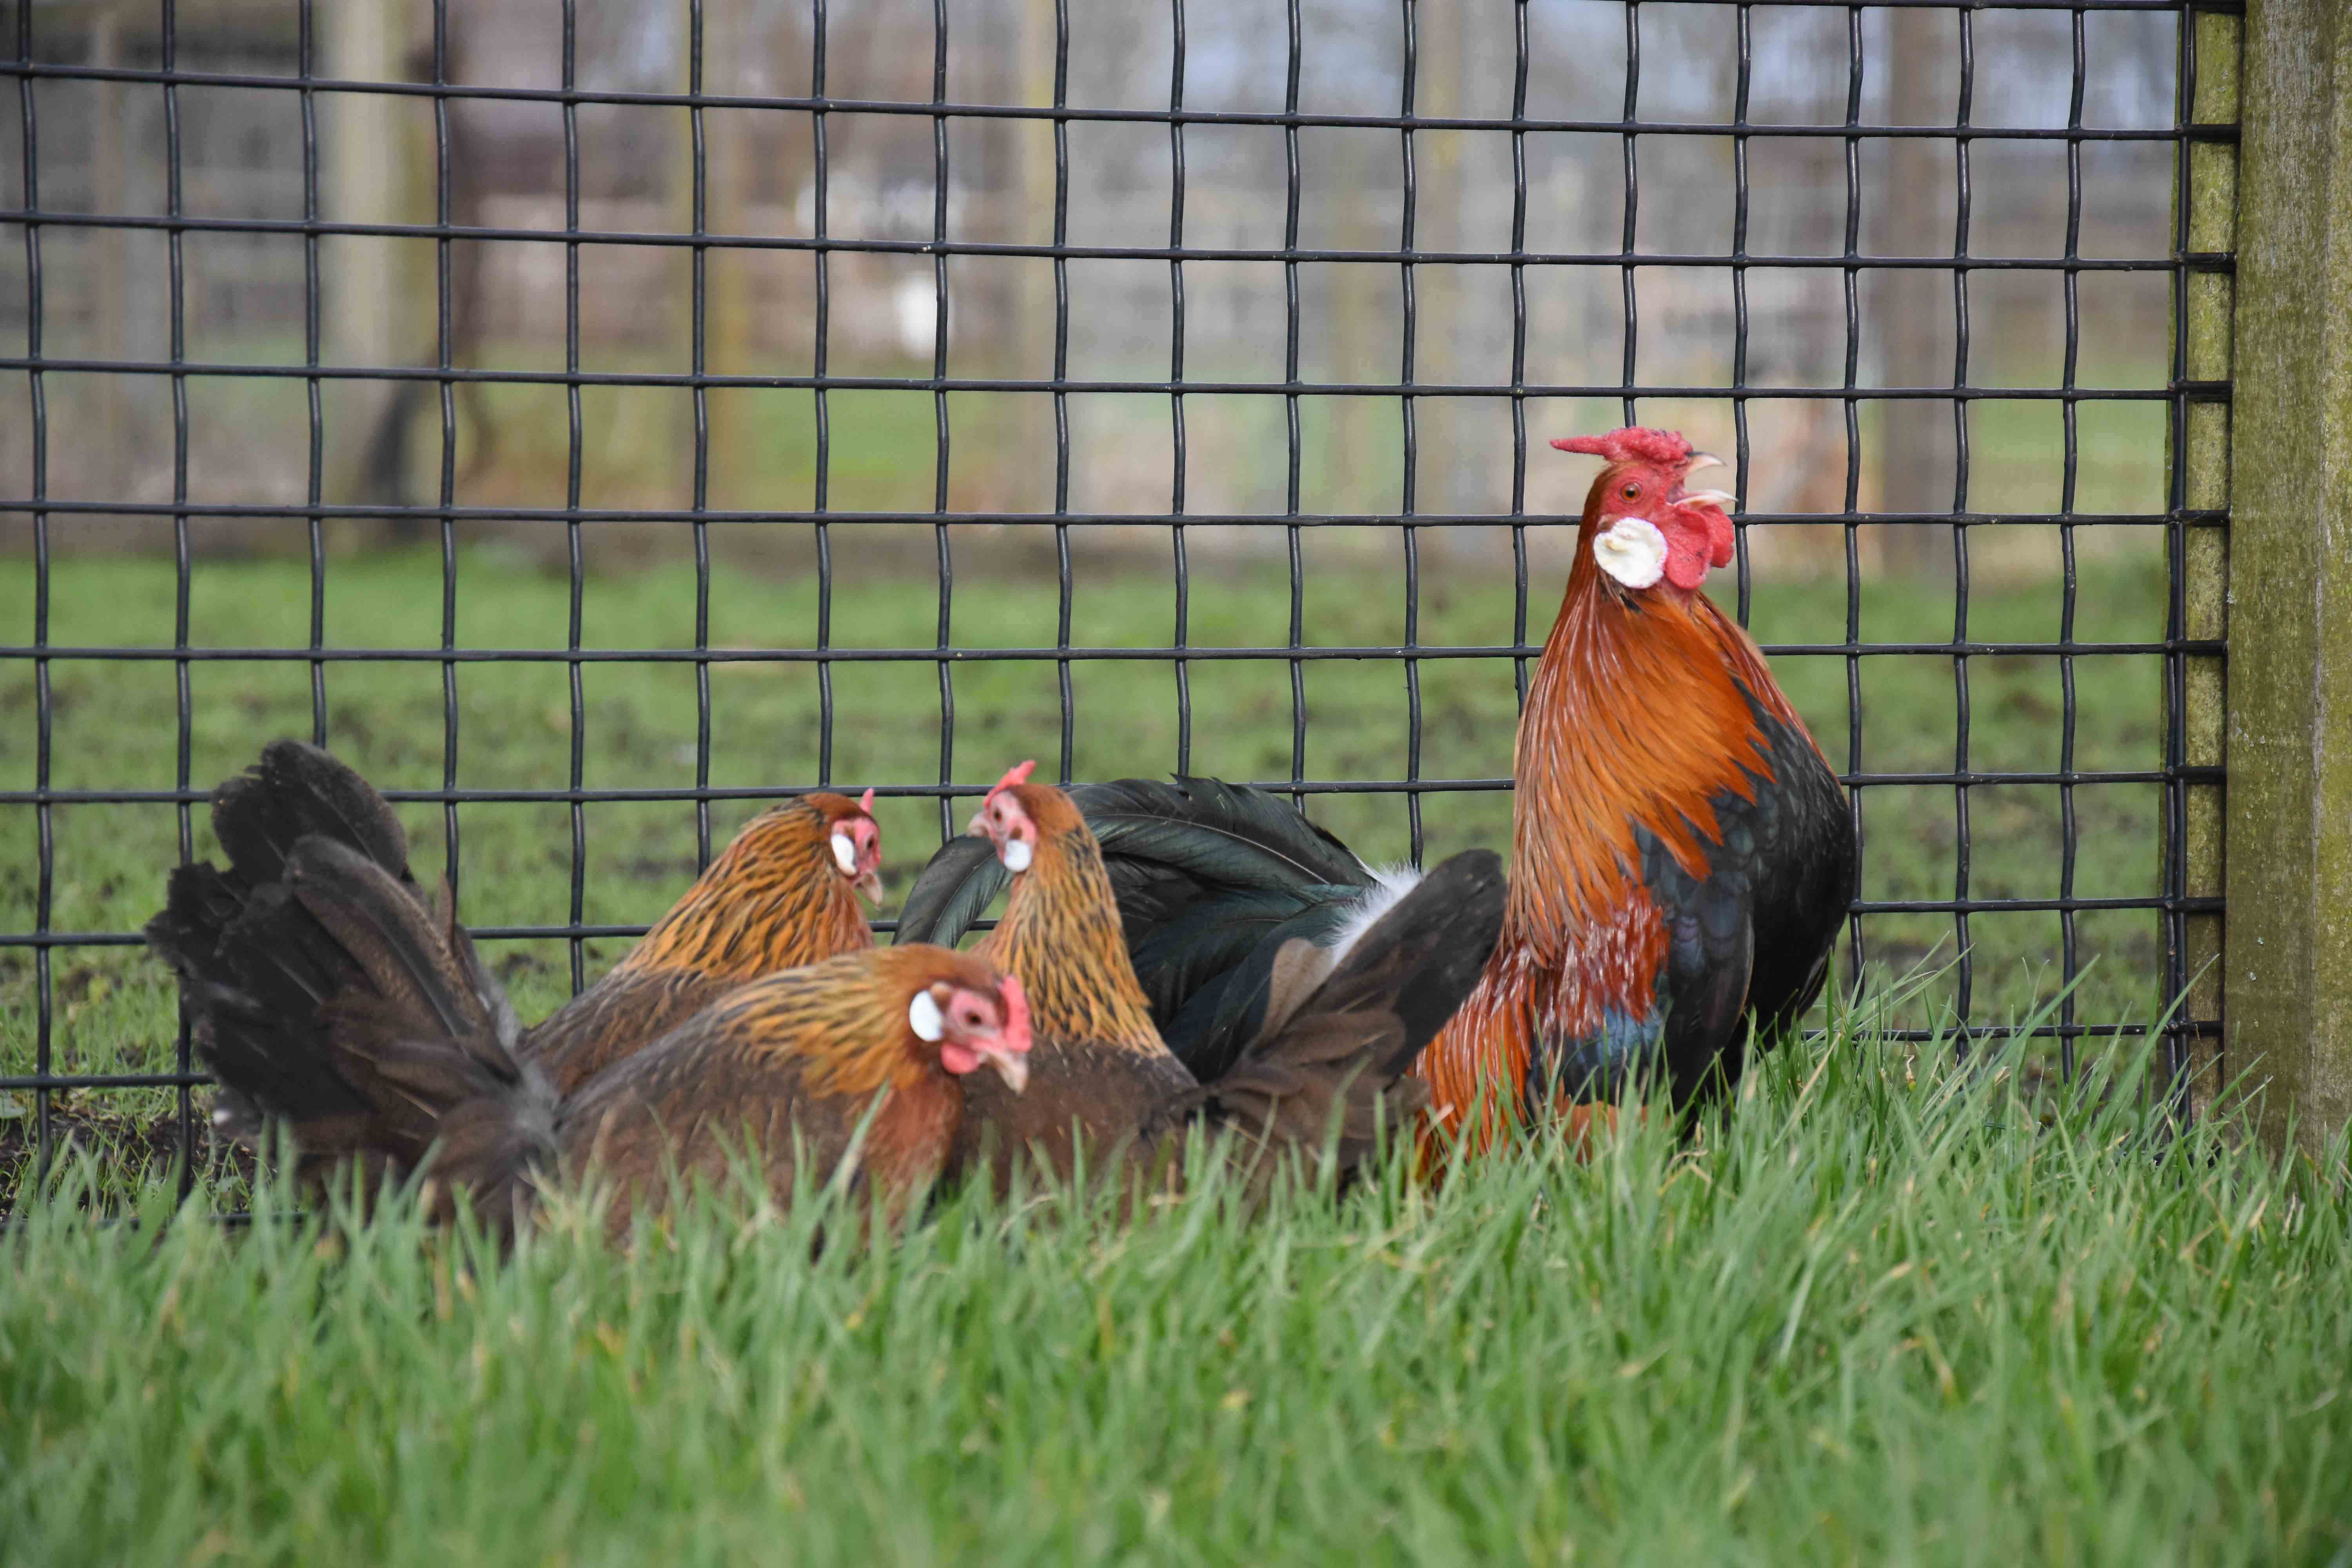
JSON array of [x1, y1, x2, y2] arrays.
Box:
[[1, 542, 2176, 1190], [3, 1016, 2347, 1564]]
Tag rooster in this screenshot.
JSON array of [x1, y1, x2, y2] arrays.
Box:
[[145, 820, 1028, 1237], [894, 762, 1503, 1199], [969, 429, 1854, 1154], [171, 741, 886, 1115]]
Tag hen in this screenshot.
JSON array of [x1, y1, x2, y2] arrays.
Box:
[[976, 429, 1854, 1154], [895, 763, 1503, 1200], [146, 823, 1027, 1238], [166, 740, 886, 1115]]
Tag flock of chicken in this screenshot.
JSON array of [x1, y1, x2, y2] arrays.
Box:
[[144, 427, 1856, 1239]]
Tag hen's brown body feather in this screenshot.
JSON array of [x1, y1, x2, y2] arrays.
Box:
[[947, 801, 1198, 1189], [552, 949, 986, 1230]]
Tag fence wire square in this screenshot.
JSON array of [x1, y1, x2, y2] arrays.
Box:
[[0, 0, 2232, 1200]]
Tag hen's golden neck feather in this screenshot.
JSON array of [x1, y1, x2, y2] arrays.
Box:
[[978, 826, 1164, 1055], [619, 797, 873, 981], [710, 946, 977, 1100]]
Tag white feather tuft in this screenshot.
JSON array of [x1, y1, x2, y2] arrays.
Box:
[[1321, 864, 1424, 970], [907, 989, 946, 1042], [1000, 837, 1033, 873], [1592, 514, 1669, 589], [830, 831, 858, 874]]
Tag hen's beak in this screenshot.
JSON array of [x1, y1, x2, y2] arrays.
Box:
[[855, 866, 884, 905], [980, 1042, 1029, 1094]]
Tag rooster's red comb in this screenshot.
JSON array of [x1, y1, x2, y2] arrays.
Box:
[[1550, 427, 1694, 467]]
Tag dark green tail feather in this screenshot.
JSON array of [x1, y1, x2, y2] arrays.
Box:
[[893, 834, 1009, 950]]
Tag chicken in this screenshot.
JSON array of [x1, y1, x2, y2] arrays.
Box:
[[894, 762, 1504, 1201], [145, 824, 1027, 1238], [970, 429, 1855, 1155], [1422, 427, 1853, 1147], [172, 741, 886, 1120]]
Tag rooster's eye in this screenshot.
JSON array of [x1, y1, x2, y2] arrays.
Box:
[[1621, 483, 1640, 502]]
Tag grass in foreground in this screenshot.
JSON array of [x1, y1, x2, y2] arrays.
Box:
[[2, 1011, 2345, 1565]]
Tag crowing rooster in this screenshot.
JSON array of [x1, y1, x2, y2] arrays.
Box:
[[894, 763, 1503, 1199], [968, 429, 1855, 1154], [168, 741, 886, 1115], [145, 798, 1027, 1236]]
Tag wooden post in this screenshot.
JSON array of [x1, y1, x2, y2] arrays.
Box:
[[2226, 0, 2352, 1157], [2178, 9, 2236, 1120]]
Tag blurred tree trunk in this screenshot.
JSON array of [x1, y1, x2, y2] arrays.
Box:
[[1413, 0, 1465, 550], [1869, 7, 1955, 577], [331, 0, 433, 535], [91, 6, 128, 468], [706, 0, 754, 512]]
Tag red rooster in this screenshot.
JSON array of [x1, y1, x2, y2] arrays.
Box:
[[1417, 426, 1853, 1149], [895, 762, 1502, 1200], [1000, 428, 1854, 1154], [167, 741, 886, 1111], [146, 810, 1027, 1237]]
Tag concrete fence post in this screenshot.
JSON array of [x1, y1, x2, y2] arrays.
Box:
[[2227, 0, 2352, 1157]]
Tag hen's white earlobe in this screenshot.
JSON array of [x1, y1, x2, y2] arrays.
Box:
[[907, 989, 946, 1042], [830, 831, 858, 873], [1000, 838, 1033, 873]]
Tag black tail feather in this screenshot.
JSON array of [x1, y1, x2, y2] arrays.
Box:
[[212, 739, 415, 893], [1156, 848, 1505, 1191], [143, 744, 550, 1229], [1065, 778, 1381, 1077], [892, 834, 1007, 951]]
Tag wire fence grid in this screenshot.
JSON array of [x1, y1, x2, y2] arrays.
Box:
[[1, 0, 2234, 1198]]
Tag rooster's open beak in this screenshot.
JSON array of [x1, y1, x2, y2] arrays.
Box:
[[1687, 452, 1726, 474], [1681, 488, 1737, 510]]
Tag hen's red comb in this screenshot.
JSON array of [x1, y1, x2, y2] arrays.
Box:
[[857, 786, 876, 816], [984, 760, 1037, 802], [1550, 427, 1694, 467], [997, 973, 1032, 1052]]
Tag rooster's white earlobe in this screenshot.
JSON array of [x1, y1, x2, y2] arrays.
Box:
[[1593, 515, 1669, 590]]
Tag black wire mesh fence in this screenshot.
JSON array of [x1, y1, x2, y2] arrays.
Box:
[[1, 0, 2232, 1200]]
